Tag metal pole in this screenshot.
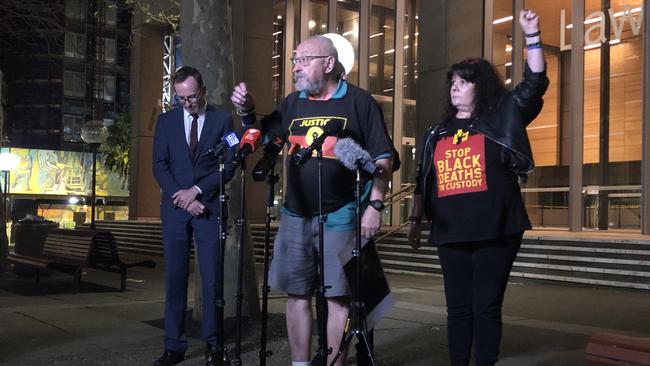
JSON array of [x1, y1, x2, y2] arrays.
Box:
[[598, 0, 611, 230], [4, 171, 8, 229], [91, 144, 98, 229], [0, 171, 6, 271], [569, 0, 585, 232]]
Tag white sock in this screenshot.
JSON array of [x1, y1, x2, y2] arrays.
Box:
[[292, 362, 310, 366]]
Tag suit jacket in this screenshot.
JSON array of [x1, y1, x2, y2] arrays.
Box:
[[153, 104, 236, 222]]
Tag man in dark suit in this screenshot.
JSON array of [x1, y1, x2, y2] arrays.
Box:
[[152, 66, 235, 366]]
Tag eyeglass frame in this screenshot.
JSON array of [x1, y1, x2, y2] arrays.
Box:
[[174, 94, 200, 104], [174, 85, 205, 104], [290, 55, 332, 66]]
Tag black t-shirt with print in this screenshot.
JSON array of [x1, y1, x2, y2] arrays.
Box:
[[270, 83, 393, 217], [428, 117, 531, 245]]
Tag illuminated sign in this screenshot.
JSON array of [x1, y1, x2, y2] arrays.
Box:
[[560, 5, 644, 51]]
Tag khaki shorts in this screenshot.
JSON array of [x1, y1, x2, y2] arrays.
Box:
[[268, 213, 357, 297]]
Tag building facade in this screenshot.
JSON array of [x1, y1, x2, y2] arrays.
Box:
[[127, 0, 649, 233], [0, 0, 132, 227], [264, 0, 649, 232]]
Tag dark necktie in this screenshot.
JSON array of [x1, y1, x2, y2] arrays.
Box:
[[189, 113, 199, 160]]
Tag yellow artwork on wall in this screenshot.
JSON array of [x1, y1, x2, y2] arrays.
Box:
[[1, 147, 128, 198]]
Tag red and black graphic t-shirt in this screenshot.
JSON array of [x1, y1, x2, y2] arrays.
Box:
[[434, 131, 488, 197], [271, 84, 393, 216], [429, 117, 531, 245]]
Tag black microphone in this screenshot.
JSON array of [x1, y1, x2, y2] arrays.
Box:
[[252, 132, 285, 182], [334, 137, 383, 176], [293, 120, 343, 167], [231, 128, 262, 168], [200, 130, 241, 158]]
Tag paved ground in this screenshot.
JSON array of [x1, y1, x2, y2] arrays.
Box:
[[1, 262, 649, 365]]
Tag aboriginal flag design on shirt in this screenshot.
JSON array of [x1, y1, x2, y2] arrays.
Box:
[[287, 116, 348, 158], [433, 128, 488, 197]]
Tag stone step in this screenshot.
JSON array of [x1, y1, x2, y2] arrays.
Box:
[[249, 224, 650, 290], [80, 222, 650, 290]]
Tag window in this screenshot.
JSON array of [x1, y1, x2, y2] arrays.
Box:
[[104, 76, 115, 102], [65, 0, 86, 20], [337, 0, 360, 85], [63, 71, 85, 98], [65, 32, 86, 59], [106, 1, 117, 25], [309, 0, 328, 36], [105, 38, 116, 63], [63, 114, 84, 142]]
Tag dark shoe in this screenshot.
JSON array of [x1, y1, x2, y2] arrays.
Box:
[[153, 350, 184, 366], [205, 344, 222, 366]]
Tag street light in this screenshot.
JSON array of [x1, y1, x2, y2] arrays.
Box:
[[81, 120, 108, 229], [0, 151, 19, 271]]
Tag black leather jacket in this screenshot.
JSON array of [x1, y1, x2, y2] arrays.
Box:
[[415, 63, 549, 220]]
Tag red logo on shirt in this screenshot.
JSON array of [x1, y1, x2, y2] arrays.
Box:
[[433, 130, 487, 197], [287, 117, 347, 158]]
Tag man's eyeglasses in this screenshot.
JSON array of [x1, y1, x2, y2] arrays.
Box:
[[290, 55, 330, 66], [175, 94, 200, 104]]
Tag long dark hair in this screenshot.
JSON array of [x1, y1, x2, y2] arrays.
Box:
[[442, 57, 507, 121]]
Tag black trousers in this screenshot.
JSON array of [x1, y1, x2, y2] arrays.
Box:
[[437, 233, 522, 366]]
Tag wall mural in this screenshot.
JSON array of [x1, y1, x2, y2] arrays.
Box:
[[1, 147, 129, 198]]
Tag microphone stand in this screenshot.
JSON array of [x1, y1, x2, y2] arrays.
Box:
[[259, 165, 278, 366], [330, 167, 375, 366], [232, 158, 248, 366], [215, 151, 230, 366], [314, 146, 330, 366]]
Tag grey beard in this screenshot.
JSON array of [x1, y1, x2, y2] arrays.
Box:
[[294, 74, 326, 96]]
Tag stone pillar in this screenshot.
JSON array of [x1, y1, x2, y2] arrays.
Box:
[[181, 0, 261, 322]]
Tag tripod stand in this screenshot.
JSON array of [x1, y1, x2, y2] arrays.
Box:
[[232, 157, 250, 366], [314, 147, 331, 366], [258, 168, 278, 366], [330, 169, 375, 366]]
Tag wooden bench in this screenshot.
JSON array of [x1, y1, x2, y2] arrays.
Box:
[[6, 229, 96, 293], [88, 230, 156, 291], [586, 332, 650, 365]]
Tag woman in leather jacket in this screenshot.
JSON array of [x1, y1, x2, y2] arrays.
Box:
[[407, 9, 548, 366]]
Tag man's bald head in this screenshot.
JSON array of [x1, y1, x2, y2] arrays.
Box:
[[300, 35, 339, 60]]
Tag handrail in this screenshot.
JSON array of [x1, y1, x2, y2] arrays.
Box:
[[384, 183, 416, 206], [376, 220, 410, 244], [376, 184, 417, 244]]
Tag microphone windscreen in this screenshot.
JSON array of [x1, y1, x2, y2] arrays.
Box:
[[334, 138, 372, 171], [239, 128, 262, 152]]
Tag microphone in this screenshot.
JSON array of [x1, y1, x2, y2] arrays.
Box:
[[293, 120, 343, 166], [334, 138, 383, 176], [200, 130, 241, 158], [252, 132, 285, 182], [232, 128, 262, 168]]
